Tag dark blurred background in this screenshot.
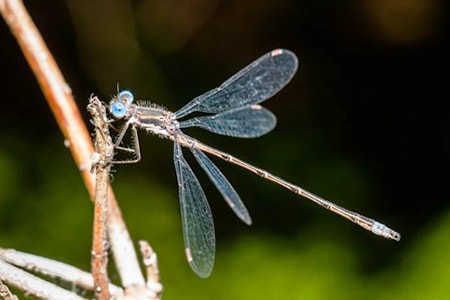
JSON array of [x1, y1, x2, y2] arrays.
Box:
[[1, 0, 449, 299]]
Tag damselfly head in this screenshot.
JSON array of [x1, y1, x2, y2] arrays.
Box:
[[110, 90, 134, 119]]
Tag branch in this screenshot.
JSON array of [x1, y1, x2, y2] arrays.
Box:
[[87, 96, 115, 300], [0, 259, 84, 300], [0, 0, 151, 294], [0, 248, 123, 296]]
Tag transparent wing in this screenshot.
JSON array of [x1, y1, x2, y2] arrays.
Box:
[[174, 142, 215, 278], [179, 105, 276, 138], [190, 146, 252, 225], [175, 49, 298, 118]]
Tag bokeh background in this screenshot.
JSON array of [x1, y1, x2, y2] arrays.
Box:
[[1, 0, 449, 299]]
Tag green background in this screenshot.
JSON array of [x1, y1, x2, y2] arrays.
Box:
[[1, 0, 449, 299]]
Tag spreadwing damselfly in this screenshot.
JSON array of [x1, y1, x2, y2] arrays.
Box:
[[107, 49, 401, 278]]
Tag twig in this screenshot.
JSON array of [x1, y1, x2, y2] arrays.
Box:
[[0, 277, 18, 300], [87, 97, 115, 300], [0, 0, 146, 293], [0, 247, 123, 296], [0, 260, 84, 300], [0, 0, 93, 188], [139, 241, 163, 299]]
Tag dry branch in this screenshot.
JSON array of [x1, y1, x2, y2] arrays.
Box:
[[88, 96, 115, 299]]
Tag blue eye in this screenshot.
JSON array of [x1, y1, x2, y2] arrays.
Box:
[[110, 90, 134, 119], [111, 102, 127, 119], [118, 90, 134, 104]]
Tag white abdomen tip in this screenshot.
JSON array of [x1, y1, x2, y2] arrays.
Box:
[[372, 222, 401, 241]]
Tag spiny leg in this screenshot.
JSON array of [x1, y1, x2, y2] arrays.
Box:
[[111, 123, 142, 164]]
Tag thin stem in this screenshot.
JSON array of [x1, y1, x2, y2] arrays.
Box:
[[88, 97, 114, 300], [139, 240, 163, 299]]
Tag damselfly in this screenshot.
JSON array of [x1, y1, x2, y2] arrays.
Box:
[[108, 49, 401, 278]]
